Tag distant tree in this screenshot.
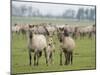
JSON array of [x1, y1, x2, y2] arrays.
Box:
[[12, 5, 19, 16], [45, 13, 52, 18], [28, 6, 32, 16], [35, 10, 40, 16], [12, 5, 17, 16], [21, 5, 27, 16], [76, 8, 85, 20], [72, 10, 75, 19], [29, 7, 40, 17], [85, 8, 90, 19], [62, 9, 75, 19], [89, 8, 95, 20]]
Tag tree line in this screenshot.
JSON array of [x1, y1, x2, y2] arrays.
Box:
[[12, 4, 95, 21]]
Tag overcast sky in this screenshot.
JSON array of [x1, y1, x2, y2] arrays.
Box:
[[12, 1, 95, 16]]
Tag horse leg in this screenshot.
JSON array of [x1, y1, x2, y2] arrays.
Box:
[[70, 51, 73, 65], [64, 52, 67, 65], [44, 48, 48, 65], [64, 52, 69, 65], [68, 51, 72, 65], [65, 51, 70, 65], [34, 52, 36, 66], [47, 54, 50, 66], [37, 51, 42, 66], [29, 50, 32, 66], [36, 53, 39, 66], [60, 51, 62, 65], [50, 52, 53, 64], [46, 51, 51, 66], [68, 51, 70, 65], [39, 51, 42, 58]]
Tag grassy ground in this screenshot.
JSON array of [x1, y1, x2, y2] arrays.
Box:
[[12, 33, 96, 74], [11, 16, 95, 26], [11, 16, 96, 74]]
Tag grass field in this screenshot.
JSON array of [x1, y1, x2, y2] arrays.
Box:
[[11, 16, 96, 74], [12, 16, 95, 26], [12, 33, 96, 74]]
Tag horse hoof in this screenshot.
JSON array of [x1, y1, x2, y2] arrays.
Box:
[[60, 64, 63, 65], [64, 62, 69, 65]]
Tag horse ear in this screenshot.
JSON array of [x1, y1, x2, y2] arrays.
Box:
[[32, 25, 34, 27], [59, 28, 62, 31], [14, 23, 17, 26], [29, 24, 34, 28], [60, 27, 64, 31], [62, 27, 64, 31], [29, 24, 31, 28]]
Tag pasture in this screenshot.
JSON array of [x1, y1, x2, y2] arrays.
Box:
[[12, 16, 95, 26], [11, 16, 96, 74]]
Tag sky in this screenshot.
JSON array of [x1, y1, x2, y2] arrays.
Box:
[[12, 1, 95, 16]]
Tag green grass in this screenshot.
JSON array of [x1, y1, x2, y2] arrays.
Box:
[[12, 16, 95, 26], [12, 33, 96, 74], [11, 16, 96, 74]]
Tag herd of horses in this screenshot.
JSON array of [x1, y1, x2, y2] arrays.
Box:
[[12, 23, 96, 66]]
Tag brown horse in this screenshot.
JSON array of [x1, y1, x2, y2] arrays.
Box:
[[57, 28, 75, 65]]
